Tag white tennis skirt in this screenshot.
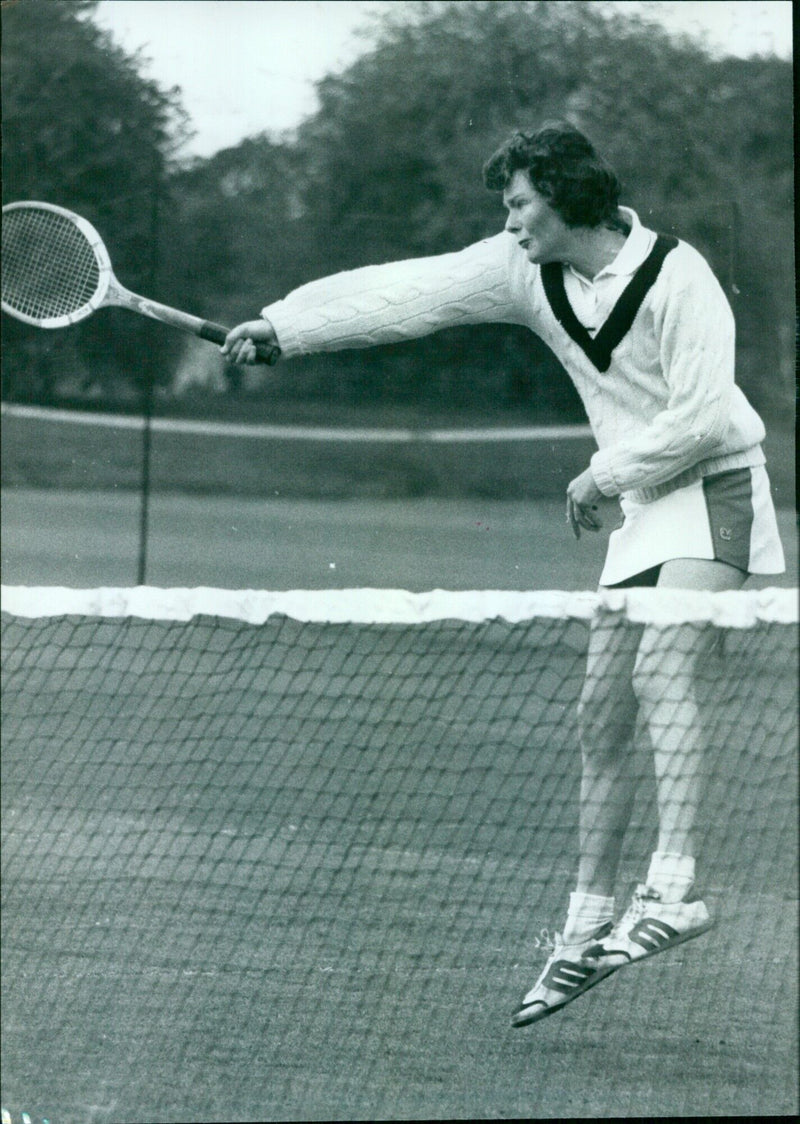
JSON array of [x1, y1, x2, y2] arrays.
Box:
[[600, 465, 786, 587]]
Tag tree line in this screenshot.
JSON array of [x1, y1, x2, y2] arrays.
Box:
[[2, 0, 794, 423]]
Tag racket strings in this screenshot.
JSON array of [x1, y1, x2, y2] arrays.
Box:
[[2, 208, 102, 321]]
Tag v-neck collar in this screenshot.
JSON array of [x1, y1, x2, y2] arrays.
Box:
[[541, 234, 678, 372]]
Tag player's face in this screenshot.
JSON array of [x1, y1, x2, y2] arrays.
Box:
[[502, 170, 571, 264]]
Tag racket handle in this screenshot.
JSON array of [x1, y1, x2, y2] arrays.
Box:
[[199, 320, 281, 365]]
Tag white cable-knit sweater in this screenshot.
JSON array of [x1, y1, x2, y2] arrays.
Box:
[[262, 209, 766, 503]]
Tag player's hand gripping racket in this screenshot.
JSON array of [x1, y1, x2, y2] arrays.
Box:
[[1, 201, 281, 364]]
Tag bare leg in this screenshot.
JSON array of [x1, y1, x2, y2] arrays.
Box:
[[634, 558, 747, 858], [576, 612, 643, 896]]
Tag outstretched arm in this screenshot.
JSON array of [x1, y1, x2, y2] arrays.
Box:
[[222, 233, 530, 363]]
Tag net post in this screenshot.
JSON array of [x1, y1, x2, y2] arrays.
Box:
[[136, 158, 161, 585], [136, 379, 153, 586]]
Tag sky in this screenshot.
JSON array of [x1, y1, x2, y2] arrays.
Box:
[[92, 0, 794, 158]]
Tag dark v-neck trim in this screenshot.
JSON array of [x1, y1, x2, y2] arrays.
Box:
[[540, 234, 678, 372]]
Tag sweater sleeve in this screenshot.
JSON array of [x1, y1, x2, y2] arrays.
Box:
[[260, 233, 530, 356], [589, 245, 750, 497]]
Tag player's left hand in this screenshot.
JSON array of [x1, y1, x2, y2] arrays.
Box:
[[566, 468, 604, 539]]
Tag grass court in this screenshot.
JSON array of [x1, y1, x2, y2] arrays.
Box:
[[1, 411, 797, 1121]]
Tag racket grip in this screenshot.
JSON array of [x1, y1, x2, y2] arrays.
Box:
[[199, 320, 281, 365]]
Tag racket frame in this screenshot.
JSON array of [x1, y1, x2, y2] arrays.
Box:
[[1, 201, 280, 364], [2, 200, 113, 328]]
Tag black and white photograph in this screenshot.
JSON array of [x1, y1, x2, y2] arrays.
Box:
[[1, 2, 796, 1120]]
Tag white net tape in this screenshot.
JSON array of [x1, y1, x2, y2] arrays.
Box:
[[2, 584, 796, 626]]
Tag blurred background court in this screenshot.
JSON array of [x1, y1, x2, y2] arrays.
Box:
[[1, 405, 796, 590]]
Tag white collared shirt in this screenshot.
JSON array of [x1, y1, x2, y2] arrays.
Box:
[[563, 207, 657, 335]]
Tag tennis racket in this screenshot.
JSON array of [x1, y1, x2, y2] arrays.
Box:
[[1, 201, 281, 364]]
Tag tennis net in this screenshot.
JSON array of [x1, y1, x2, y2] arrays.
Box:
[[1, 586, 797, 1122]]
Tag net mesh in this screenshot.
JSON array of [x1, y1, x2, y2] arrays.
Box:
[[1, 207, 101, 322], [1, 587, 797, 1122]]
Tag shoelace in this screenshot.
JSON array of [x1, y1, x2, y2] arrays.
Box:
[[616, 883, 661, 931], [532, 927, 556, 953]]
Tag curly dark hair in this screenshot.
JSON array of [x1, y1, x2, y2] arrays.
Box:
[[483, 122, 624, 230]]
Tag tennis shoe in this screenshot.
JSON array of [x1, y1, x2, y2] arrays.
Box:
[[511, 922, 616, 1028], [584, 883, 713, 969]]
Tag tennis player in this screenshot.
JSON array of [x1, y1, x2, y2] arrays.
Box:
[[223, 123, 785, 1026]]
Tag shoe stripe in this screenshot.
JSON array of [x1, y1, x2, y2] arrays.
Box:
[[643, 921, 676, 939], [543, 959, 597, 994], [629, 918, 680, 950], [555, 965, 589, 979]]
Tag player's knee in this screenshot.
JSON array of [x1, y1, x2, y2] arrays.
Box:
[[632, 623, 709, 711], [631, 650, 657, 709], [630, 649, 680, 713]]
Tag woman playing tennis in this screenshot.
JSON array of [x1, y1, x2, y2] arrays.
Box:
[[223, 122, 785, 1026]]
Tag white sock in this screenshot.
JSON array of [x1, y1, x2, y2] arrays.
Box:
[[647, 852, 695, 903], [562, 891, 615, 943]]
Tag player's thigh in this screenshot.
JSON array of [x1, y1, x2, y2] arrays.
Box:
[[657, 556, 748, 593], [632, 559, 746, 701]]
